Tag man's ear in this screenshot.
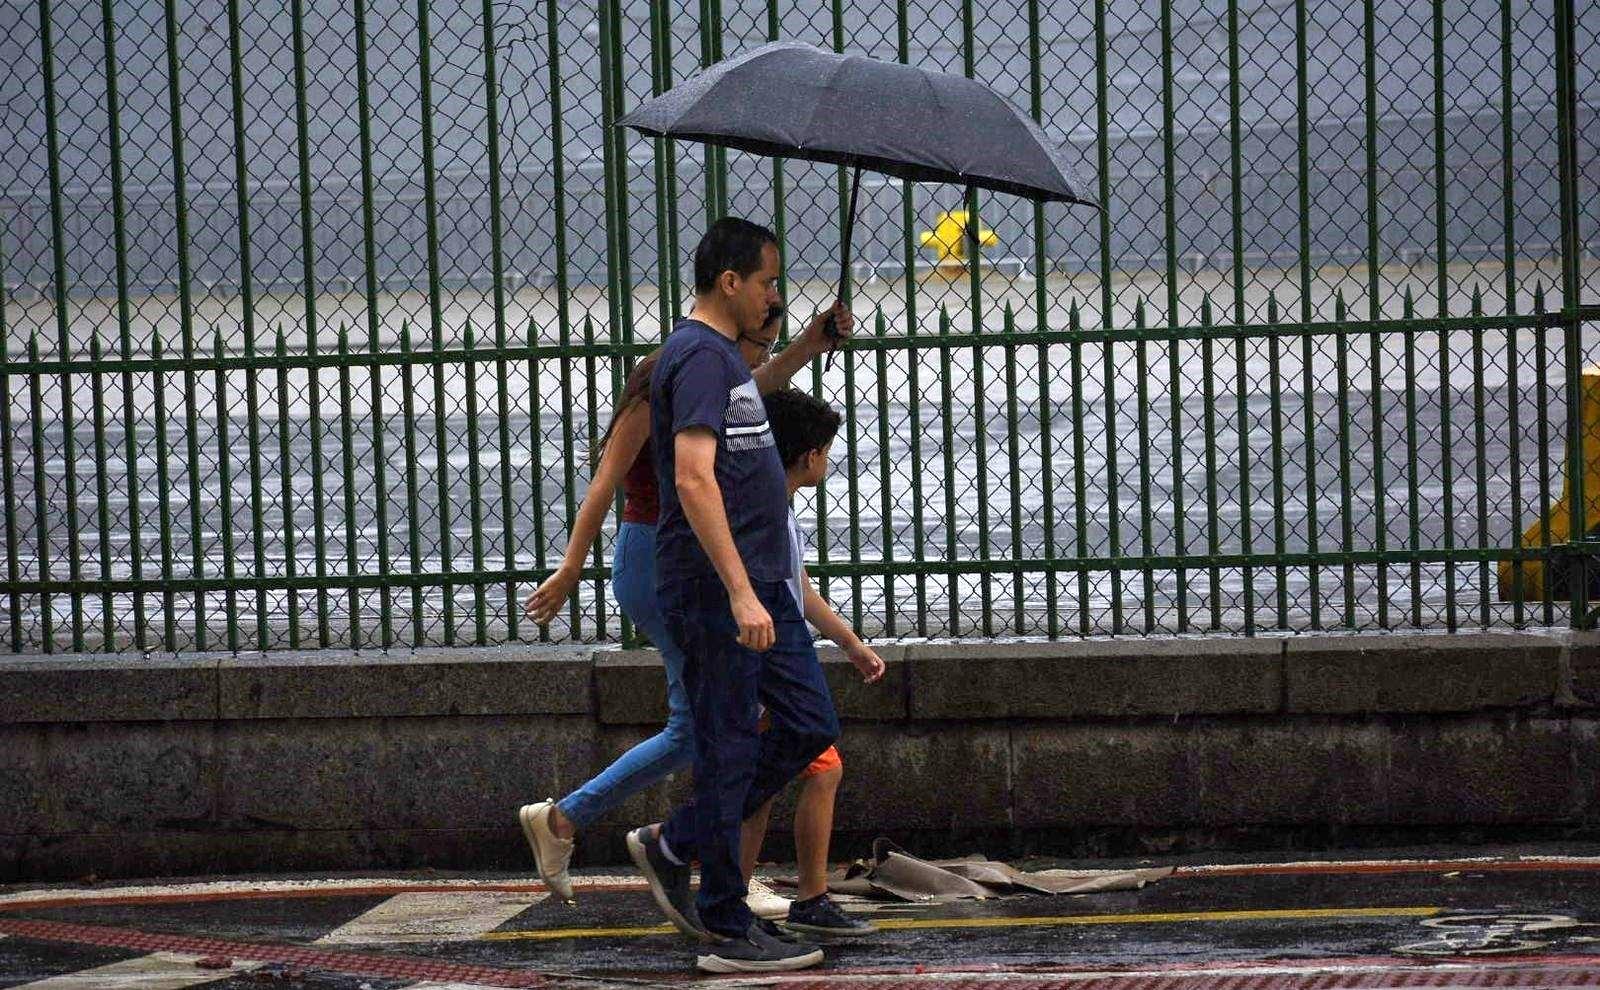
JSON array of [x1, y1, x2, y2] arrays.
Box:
[[717, 269, 739, 297]]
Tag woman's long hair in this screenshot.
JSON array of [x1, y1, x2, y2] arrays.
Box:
[[593, 348, 662, 467]]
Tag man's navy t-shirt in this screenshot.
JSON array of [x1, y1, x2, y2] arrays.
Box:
[[650, 318, 792, 593]]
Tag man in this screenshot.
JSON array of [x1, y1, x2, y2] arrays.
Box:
[[627, 217, 851, 973]]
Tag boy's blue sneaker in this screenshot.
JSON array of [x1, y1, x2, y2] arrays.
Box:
[[696, 920, 823, 973], [783, 893, 877, 938]]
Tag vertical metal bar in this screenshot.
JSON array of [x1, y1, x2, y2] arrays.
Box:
[[480, 0, 515, 644], [1501, 0, 1524, 624], [27, 335, 54, 651], [399, 322, 423, 644], [704, 0, 723, 227], [416, 0, 452, 645], [908, 310, 928, 638], [1335, 293, 1357, 626], [1267, 294, 1288, 627], [1160, 0, 1188, 632], [1070, 302, 1091, 636], [1097, 1, 1122, 633], [657, 2, 682, 319], [464, 322, 487, 645], [709, 0, 726, 216], [1554, 0, 1586, 626], [213, 331, 239, 651], [545, 0, 572, 346], [1402, 289, 1423, 626], [897, 0, 926, 632], [1028, 0, 1058, 639], [1535, 285, 1554, 628], [939, 306, 959, 636], [353, 0, 391, 647], [337, 327, 361, 648], [1432, 0, 1455, 630], [1471, 287, 1490, 627], [1135, 299, 1155, 631], [1004, 305, 1025, 634], [959, 0, 990, 635], [526, 320, 551, 641], [597, 0, 625, 641], [1295, 0, 1319, 629], [559, 314, 580, 637], [289, 0, 325, 647], [874, 311, 896, 636], [226, 0, 264, 649], [89, 337, 114, 647], [767, 1, 788, 323], [597, 0, 624, 355], [606, 0, 634, 340], [1201, 296, 1222, 629], [0, 244, 20, 650], [1234, 318, 1255, 636], [582, 315, 605, 640], [274, 329, 299, 647], [844, 313, 863, 632], [1364, 0, 1389, 628], [651, 0, 675, 334], [38, 0, 84, 650], [100, 0, 145, 650], [154, 331, 177, 649], [1228, 0, 1252, 631]]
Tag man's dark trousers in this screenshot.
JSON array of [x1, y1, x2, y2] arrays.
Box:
[[658, 576, 839, 939]]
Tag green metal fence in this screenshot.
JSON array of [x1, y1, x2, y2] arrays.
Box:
[[0, 0, 1597, 653]]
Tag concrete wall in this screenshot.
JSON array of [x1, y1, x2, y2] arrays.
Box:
[[2, 631, 1598, 881]]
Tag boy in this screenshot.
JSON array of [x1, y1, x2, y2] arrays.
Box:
[[740, 387, 883, 937]]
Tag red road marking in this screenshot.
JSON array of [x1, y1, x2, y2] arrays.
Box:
[[2, 916, 1599, 990], [0, 881, 645, 913], [1172, 861, 1600, 879]]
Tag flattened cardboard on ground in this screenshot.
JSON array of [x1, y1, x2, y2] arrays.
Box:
[[788, 838, 1173, 902]]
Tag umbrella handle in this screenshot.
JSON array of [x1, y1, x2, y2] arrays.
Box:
[[824, 165, 863, 372]]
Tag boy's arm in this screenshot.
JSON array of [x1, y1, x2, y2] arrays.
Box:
[[800, 566, 885, 683]]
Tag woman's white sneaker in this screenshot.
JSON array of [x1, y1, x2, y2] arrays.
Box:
[[518, 800, 575, 903], [745, 877, 793, 920]]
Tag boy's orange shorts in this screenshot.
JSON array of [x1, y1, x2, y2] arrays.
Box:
[[757, 710, 843, 779]]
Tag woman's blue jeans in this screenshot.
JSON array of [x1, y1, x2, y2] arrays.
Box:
[[556, 522, 695, 827]]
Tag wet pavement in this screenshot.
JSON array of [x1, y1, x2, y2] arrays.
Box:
[[1, 843, 1597, 988]]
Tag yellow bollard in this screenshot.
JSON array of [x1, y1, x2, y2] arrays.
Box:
[[919, 210, 998, 272], [1499, 366, 1600, 601]]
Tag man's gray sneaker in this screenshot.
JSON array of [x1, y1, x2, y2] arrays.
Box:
[[695, 921, 824, 973], [784, 894, 877, 938], [625, 825, 709, 942]]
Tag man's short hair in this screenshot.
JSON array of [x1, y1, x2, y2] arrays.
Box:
[[693, 217, 779, 295], [763, 388, 842, 470]]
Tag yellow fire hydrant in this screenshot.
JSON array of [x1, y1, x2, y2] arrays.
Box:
[[920, 209, 997, 271], [1499, 367, 1600, 601]]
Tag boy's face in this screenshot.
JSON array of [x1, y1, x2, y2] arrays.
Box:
[[795, 439, 833, 487]]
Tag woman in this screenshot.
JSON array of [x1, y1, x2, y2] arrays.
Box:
[[518, 300, 851, 911]]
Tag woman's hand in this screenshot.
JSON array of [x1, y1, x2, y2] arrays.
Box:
[[846, 643, 885, 684], [525, 564, 581, 625]]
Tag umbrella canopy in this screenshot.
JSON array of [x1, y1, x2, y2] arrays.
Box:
[[618, 40, 1095, 207]]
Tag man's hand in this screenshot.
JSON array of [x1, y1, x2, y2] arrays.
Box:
[[847, 643, 886, 683], [796, 300, 855, 358], [731, 589, 775, 651]]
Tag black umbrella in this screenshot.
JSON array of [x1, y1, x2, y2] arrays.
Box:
[[618, 40, 1097, 362]]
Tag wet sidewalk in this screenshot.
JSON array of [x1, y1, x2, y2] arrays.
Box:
[[1, 843, 1597, 988]]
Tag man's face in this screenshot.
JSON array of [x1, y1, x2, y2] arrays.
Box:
[[728, 242, 783, 336]]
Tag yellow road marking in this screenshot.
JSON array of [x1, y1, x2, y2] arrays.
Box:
[[478, 905, 1441, 942]]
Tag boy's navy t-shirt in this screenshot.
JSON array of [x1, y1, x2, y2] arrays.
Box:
[[650, 318, 792, 593]]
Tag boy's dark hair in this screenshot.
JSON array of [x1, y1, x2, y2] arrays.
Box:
[[763, 388, 842, 470], [693, 217, 778, 294]]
